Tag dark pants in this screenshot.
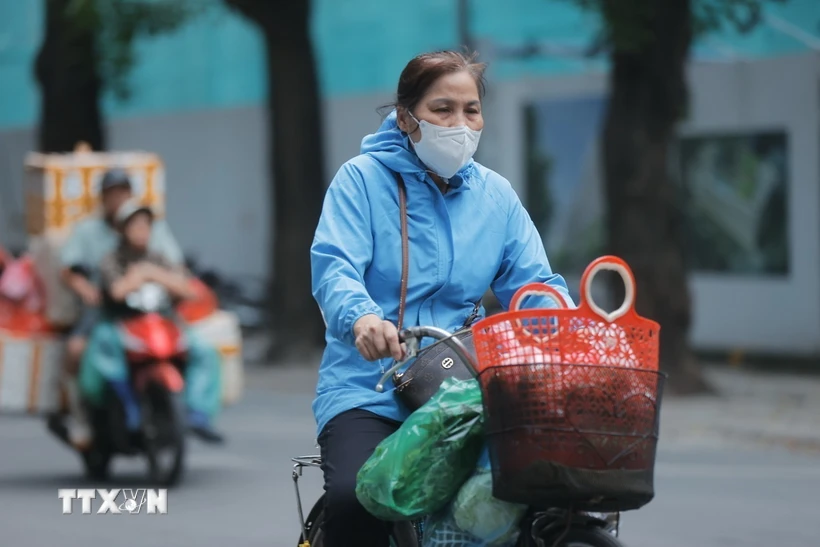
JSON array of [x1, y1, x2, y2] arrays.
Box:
[[318, 408, 401, 547]]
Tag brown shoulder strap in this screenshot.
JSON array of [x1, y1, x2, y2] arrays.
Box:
[[394, 171, 409, 332], [392, 170, 478, 332]]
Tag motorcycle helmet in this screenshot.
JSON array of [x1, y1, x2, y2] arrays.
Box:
[[114, 198, 154, 230], [100, 168, 133, 193]]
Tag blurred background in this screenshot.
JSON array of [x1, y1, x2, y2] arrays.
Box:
[[1, 0, 820, 546]]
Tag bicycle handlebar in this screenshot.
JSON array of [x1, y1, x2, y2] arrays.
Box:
[[375, 325, 479, 393]]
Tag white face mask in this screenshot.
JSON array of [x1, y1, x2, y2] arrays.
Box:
[[408, 112, 482, 179]]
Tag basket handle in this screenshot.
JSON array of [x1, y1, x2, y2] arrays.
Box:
[[508, 283, 569, 346], [510, 283, 569, 312], [580, 256, 636, 323]]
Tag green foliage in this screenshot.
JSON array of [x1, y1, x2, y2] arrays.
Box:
[[567, 0, 790, 52], [62, 0, 208, 100], [692, 0, 789, 35]]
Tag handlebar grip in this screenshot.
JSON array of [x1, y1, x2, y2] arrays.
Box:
[[398, 327, 421, 343]]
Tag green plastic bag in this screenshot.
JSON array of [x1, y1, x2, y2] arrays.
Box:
[[356, 377, 485, 521]]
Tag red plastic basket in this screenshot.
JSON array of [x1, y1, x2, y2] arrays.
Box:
[[471, 256, 664, 512], [474, 256, 659, 374]]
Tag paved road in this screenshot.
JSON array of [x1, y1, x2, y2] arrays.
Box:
[[1, 364, 819, 547]]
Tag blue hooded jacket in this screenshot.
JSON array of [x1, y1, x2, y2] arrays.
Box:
[[310, 111, 573, 436]]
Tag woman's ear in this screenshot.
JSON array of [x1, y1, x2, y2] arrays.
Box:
[[396, 107, 410, 134]]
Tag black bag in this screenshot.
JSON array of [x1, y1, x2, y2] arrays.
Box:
[[390, 171, 480, 412], [393, 325, 479, 412]]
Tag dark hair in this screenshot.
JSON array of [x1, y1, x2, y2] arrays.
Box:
[[380, 50, 487, 117]]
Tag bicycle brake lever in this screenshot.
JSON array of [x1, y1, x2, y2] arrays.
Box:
[[375, 335, 421, 392]]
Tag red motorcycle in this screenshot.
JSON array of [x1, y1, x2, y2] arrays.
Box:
[[49, 282, 190, 486]]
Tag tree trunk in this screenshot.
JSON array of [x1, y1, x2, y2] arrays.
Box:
[[226, 0, 327, 360], [35, 0, 105, 152], [601, 0, 710, 393]]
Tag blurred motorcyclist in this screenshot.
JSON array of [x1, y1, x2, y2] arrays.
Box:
[[58, 168, 184, 448], [79, 200, 224, 443]]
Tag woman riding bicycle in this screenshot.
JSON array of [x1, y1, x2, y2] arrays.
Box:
[[310, 49, 573, 547]]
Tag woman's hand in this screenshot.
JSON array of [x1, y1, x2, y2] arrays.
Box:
[[353, 314, 405, 362], [65, 271, 101, 306], [125, 263, 147, 281], [134, 262, 197, 300], [133, 262, 163, 282], [77, 282, 101, 307], [110, 266, 147, 302]]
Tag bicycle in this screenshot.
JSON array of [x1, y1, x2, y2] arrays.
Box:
[[292, 324, 653, 547]]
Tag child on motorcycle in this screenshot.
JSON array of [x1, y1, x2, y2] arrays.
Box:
[[98, 203, 195, 317], [78, 199, 225, 444]]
